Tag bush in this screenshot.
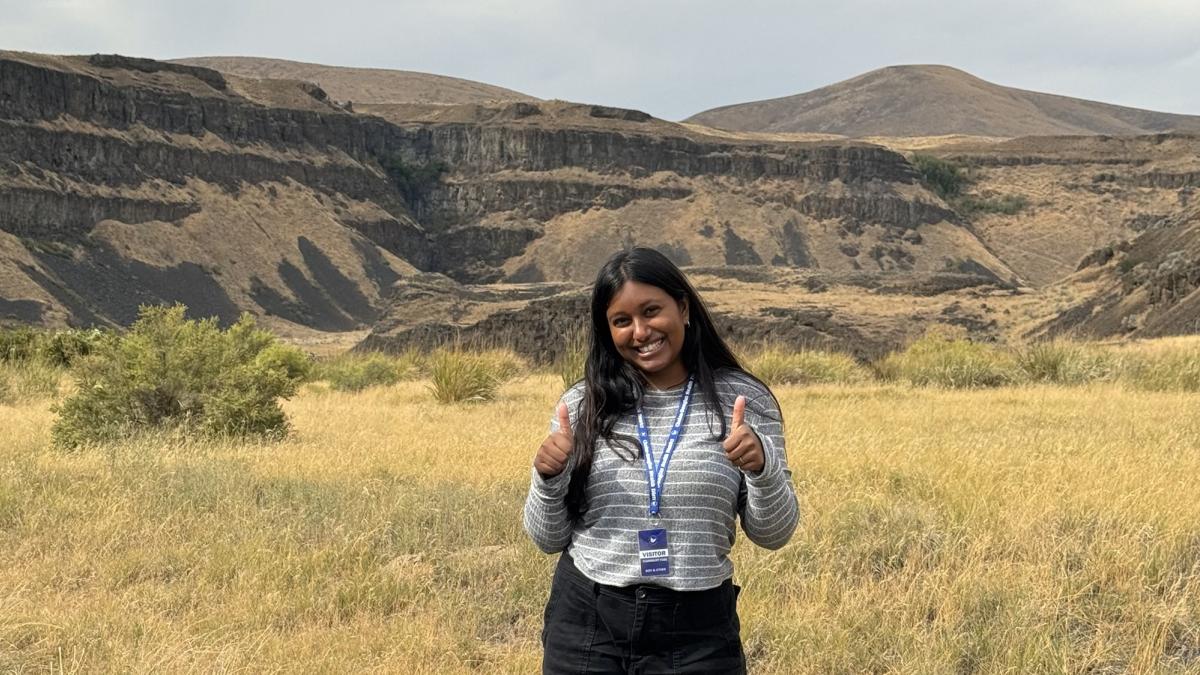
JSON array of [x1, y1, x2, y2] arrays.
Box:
[[38, 328, 106, 367], [255, 343, 315, 383], [1015, 341, 1117, 385], [0, 326, 40, 363], [428, 349, 500, 404], [911, 155, 1027, 218], [746, 346, 871, 386], [957, 194, 1029, 216], [313, 351, 418, 392], [877, 334, 1018, 388], [912, 154, 968, 199], [51, 305, 307, 448], [0, 326, 107, 367], [379, 154, 449, 205]]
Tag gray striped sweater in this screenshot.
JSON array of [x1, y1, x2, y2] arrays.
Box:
[[523, 370, 799, 591]]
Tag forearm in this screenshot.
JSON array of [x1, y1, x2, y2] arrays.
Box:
[[522, 467, 574, 553], [741, 453, 799, 549], [739, 400, 799, 549]]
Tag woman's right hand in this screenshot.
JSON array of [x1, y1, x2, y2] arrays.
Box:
[[534, 403, 574, 479]]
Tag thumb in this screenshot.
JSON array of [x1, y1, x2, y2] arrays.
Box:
[[731, 395, 746, 429], [557, 402, 573, 438]]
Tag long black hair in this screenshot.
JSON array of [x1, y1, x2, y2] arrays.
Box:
[[564, 247, 778, 518]]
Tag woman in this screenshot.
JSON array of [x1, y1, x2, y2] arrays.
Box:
[[524, 247, 800, 674]]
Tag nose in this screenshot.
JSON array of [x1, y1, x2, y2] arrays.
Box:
[[632, 318, 653, 342]]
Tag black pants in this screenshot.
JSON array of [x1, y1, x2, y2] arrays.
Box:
[[541, 553, 746, 674]]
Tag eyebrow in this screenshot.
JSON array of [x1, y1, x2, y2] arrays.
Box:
[[607, 300, 660, 317]]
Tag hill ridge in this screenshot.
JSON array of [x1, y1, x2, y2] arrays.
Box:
[[686, 64, 1200, 138], [170, 55, 538, 106]]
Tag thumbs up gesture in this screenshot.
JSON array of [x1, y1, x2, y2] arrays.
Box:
[[723, 395, 764, 473], [534, 402, 575, 479]]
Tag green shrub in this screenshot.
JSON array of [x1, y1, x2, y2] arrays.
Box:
[[38, 328, 106, 367], [0, 326, 107, 367], [746, 346, 871, 386], [313, 351, 417, 392], [379, 154, 449, 204], [255, 343, 315, 383], [911, 154, 1027, 218], [912, 154, 968, 199], [428, 349, 500, 404], [0, 326, 40, 363], [957, 194, 1029, 216], [1015, 341, 1117, 385], [877, 334, 1018, 388], [51, 305, 306, 448]]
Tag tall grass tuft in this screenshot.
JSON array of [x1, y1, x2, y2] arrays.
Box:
[[876, 334, 1018, 388], [0, 360, 63, 404], [556, 328, 588, 389], [428, 349, 502, 403], [1015, 340, 1118, 385], [746, 346, 871, 386], [475, 348, 527, 384], [314, 351, 419, 392], [1119, 342, 1200, 392]]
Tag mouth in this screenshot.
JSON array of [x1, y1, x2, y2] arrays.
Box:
[[634, 338, 665, 357]]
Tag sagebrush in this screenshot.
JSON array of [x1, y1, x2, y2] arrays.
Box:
[[51, 305, 309, 447]]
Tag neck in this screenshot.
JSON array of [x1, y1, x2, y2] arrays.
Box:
[[645, 364, 689, 391]]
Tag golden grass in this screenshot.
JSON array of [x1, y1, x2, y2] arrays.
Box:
[[2, 376, 1199, 672]]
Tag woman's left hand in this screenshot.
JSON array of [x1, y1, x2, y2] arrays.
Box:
[[722, 395, 764, 473]]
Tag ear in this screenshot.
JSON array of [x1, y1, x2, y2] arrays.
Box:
[[678, 297, 689, 325]]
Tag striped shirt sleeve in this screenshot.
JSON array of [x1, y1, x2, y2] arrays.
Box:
[[522, 386, 583, 553], [736, 383, 800, 550]]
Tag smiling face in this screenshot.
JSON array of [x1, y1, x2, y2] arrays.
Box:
[[605, 280, 690, 389]]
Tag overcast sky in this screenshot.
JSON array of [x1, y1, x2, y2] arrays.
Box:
[[3, 0, 1199, 121]]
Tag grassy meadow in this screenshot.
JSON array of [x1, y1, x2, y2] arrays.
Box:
[[2, 344, 1200, 672]]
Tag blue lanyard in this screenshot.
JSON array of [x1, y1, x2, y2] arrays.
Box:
[[636, 376, 694, 517]]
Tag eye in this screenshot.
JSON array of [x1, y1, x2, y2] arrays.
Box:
[[644, 305, 660, 316], [611, 316, 630, 327]]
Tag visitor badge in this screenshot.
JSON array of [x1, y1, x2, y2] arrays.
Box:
[[638, 528, 669, 576]]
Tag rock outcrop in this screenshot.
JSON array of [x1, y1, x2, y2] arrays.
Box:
[[2, 51, 1020, 335]]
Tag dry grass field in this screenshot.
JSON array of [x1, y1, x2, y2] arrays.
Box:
[[2, 371, 1199, 673]]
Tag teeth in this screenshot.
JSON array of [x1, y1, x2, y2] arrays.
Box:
[[637, 339, 664, 355]]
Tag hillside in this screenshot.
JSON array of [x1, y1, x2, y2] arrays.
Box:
[[686, 65, 1200, 138], [1, 51, 1024, 355], [170, 56, 538, 106], [4, 51, 1199, 354], [1036, 200, 1200, 340]]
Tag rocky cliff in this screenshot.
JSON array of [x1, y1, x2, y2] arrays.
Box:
[[1, 51, 1016, 337]]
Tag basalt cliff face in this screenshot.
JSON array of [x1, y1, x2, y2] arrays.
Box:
[[1, 51, 1015, 355], [0, 52, 424, 330]]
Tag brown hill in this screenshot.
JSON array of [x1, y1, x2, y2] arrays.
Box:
[[686, 65, 1200, 138], [170, 56, 537, 106], [8, 51, 1198, 353], [1, 50, 1022, 356]]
